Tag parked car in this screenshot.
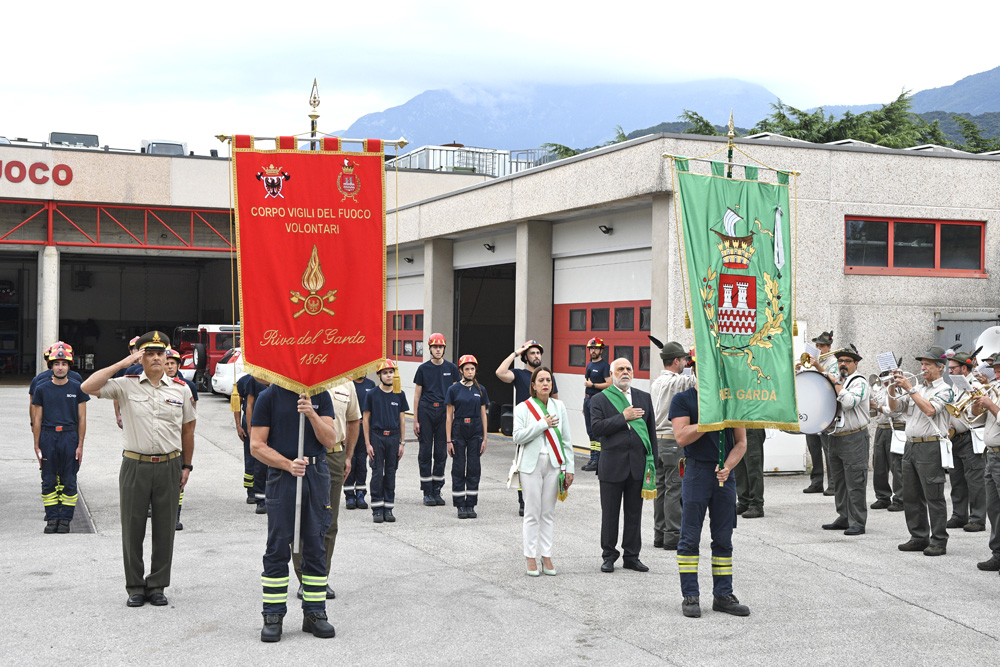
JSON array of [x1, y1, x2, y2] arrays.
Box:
[[211, 347, 247, 396], [173, 324, 239, 392]]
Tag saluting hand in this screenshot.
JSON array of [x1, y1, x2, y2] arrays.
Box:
[[123, 350, 142, 367]]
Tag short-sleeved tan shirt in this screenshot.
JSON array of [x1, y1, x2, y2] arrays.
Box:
[[101, 372, 197, 454], [328, 380, 362, 451]]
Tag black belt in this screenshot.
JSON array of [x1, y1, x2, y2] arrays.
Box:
[[379, 430, 400, 436], [422, 401, 442, 408], [686, 459, 720, 470], [43, 426, 77, 432], [462, 418, 480, 424]]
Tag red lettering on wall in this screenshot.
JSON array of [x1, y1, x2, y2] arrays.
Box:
[[4, 161, 25, 183], [29, 163, 50, 184], [52, 164, 73, 186]]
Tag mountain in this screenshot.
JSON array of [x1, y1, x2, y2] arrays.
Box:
[[344, 81, 780, 151], [814, 66, 1000, 118]]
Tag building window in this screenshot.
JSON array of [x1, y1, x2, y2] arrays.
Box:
[[392, 339, 402, 355], [569, 309, 587, 331], [393, 315, 403, 330], [591, 308, 609, 331], [639, 346, 650, 372], [415, 341, 423, 357], [568, 345, 587, 367], [614, 345, 634, 367], [639, 307, 651, 332], [614, 307, 634, 331], [414, 314, 424, 330], [845, 216, 985, 277], [403, 341, 413, 356], [404, 314, 413, 330]]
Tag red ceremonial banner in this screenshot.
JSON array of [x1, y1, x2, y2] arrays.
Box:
[[232, 135, 386, 394]]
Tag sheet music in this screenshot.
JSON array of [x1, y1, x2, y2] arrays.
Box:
[[876, 352, 899, 373], [950, 374, 973, 393], [804, 343, 820, 360], [977, 363, 996, 381]]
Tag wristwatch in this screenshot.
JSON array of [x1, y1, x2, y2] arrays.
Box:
[[182, 464, 194, 471]]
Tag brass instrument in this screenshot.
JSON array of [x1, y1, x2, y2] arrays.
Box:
[[946, 384, 1000, 426]]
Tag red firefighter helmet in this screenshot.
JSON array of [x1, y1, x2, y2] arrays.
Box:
[[519, 340, 544, 362], [586, 337, 605, 348], [128, 335, 140, 350], [376, 359, 398, 373], [48, 342, 74, 365], [165, 347, 181, 361], [458, 354, 478, 368], [427, 332, 447, 347]]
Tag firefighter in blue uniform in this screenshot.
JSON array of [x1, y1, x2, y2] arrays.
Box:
[[32, 342, 89, 534], [581, 337, 611, 473], [413, 333, 458, 506], [237, 373, 269, 512], [29, 343, 83, 430], [345, 373, 376, 510], [446, 355, 490, 519], [165, 348, 198, 530], [250, 383, 338, 643], [669, 377, 750, 619], [364, 359, 409, 523]]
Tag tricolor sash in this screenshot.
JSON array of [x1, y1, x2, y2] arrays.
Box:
[[601, 385, 657, 500], [524, 398, 569, 501]]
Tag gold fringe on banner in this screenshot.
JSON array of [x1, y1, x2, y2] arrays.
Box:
[[244, 359, 382, 398]]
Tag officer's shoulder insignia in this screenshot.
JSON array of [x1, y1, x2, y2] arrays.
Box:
[[125, 374, 140, 378], [172, 376, 186, 385]]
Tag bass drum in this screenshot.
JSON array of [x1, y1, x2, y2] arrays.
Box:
[[795, 370, 840, 434]]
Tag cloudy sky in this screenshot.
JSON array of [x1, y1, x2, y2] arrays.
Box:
[[5, 1, 995, 156]]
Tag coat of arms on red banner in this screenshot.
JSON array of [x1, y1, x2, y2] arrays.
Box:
[[717, 273, 757, 335], [232, 135, 386, 394]]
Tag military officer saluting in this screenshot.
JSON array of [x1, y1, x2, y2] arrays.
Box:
[[32, 342, 89, 534], [82, 331, 196, 608], [413, 333, 458, 506], [820, 345, 871, 535], [250, 383, 338, 642]]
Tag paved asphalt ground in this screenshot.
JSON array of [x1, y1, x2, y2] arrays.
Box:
[[2, 385, 999, 666]]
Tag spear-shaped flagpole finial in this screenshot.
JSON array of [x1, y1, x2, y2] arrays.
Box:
[[727, 109, 735, 140], [309, 78, 321, 113]]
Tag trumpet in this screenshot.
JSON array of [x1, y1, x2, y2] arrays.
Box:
[[869, 370, 923, 390], [946, 384, 1000, 426]]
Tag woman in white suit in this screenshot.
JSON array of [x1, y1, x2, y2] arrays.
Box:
[[512, 367, 574, 576]]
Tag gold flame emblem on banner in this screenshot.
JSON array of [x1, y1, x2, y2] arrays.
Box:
[[289, 246, 337, 318]]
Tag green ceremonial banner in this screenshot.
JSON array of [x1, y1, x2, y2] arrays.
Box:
[[675, 161, 797, 430]]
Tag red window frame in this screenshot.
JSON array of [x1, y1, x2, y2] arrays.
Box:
[[553, 300, 651, 380], [385, 309, 423, 360], [844, 215, 986, 278]]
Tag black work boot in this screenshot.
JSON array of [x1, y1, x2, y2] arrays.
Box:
[[383, 508, 396, 523], [302, 611, 336, 638], [373, 508, 384, 524], [682, 596, 701, 618], [260, 614, 283, 642], [356, 491, 369, 509], [56, 519, 71, 533], [44, 519, 58, 534], [713, 594, 751, 616]]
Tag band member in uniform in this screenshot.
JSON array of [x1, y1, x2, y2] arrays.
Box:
[[512, 367, 573, 576], [165, 348, 198, 531], [592, 358, 657, 574], [364, 360, 409, 524], [820, 346, 871, 535], [870, 360, 906, 512], [496, 340, 559, 516], [446, 355, 489, 519], [670, 380, 749, 618], [29, 343, 82, 430], [344, 373, 376, 510], [250, 384, 337, 642], [293, 377, 361, 601], [32, 342, 89, 534], [888, 346, 954, 556], [413, 333, 458, 506], [650, 341, 697, 548], [946, 353, 987, 532], [581, 338, 611, 473], [972, 355, 1000, 572], [82, 331, 196, 608], [798, 331, 836, 494]]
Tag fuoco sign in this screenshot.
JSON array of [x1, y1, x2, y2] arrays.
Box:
[[0, 160, 73, 186]]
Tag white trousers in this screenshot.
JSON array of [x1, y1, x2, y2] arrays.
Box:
[[521, 450, 559, 558]]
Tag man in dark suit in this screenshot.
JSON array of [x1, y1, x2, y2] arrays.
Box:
[[591, 357, 658, 573]]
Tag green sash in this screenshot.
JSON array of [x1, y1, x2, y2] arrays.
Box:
[[602, 385, 657, 499]]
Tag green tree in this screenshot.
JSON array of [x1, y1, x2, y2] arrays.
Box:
[[952, 116, 1000, 153], [541, 143, 579, 159], [679, 110, 721, 136]]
